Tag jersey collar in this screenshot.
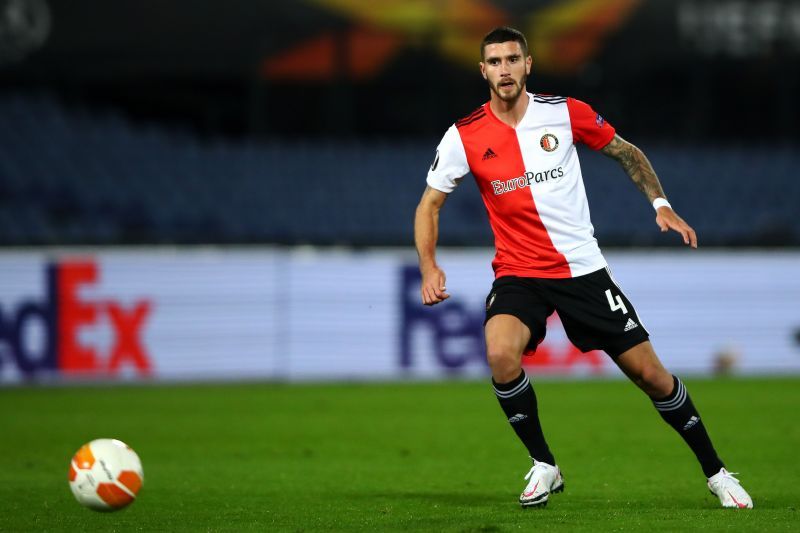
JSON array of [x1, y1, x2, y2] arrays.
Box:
[[484, 91, 534, 130]]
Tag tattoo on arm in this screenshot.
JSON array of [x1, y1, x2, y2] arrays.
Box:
[[601, 135, 665, 202]]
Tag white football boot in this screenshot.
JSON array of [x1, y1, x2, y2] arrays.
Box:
[[707, 468, 753, 509], [519, 460, 564, 508]]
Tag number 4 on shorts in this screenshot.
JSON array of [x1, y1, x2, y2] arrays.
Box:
[[605, 289, 628, 314]]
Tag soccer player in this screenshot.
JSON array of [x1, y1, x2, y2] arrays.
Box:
[[414, 26, 753, 509]]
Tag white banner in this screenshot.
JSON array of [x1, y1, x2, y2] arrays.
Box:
[[0, 248, 798, 383]]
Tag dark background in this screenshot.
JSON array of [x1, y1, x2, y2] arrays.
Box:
[[0, 0, 798, 246], [5, 0, 799, 141]]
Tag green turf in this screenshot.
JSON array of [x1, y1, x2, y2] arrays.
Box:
[[0, 377, 797, 531]]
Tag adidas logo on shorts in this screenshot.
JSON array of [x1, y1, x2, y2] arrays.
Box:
[[624, 318, 638, 332]]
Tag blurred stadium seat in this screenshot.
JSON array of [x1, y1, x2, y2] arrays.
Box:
[[0, 92, 796, 247]]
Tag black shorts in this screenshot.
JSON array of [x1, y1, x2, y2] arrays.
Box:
[[484, 267, 650, 358]]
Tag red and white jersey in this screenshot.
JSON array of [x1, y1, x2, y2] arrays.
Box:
[[427, 92, 616, 279]]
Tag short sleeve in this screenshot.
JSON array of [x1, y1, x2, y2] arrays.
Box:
[[426, 125, 469, 193], [566, 97, 616, 150]]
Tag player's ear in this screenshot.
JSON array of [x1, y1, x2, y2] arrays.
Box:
[[479, 62, 487, 79], [526, 56, 532, 75]]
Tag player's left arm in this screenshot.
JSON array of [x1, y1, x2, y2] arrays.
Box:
[[601, 134, 697, 248]]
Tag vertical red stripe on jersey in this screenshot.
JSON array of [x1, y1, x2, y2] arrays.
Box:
[[457, 107, 571, 278]]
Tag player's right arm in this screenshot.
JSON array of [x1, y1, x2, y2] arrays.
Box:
[[416, 124, 470, 306], [415, 186, 450, 306]]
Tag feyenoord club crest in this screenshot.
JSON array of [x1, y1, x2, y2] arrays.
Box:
[[540, 133, 559, 152]]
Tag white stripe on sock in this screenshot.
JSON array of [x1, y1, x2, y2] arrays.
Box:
[[653, 379, 687, 411], [494, 375, 530, 399]]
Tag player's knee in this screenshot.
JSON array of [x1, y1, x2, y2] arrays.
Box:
[[486, 343, 522, 382], [637, 364, 673, 397]]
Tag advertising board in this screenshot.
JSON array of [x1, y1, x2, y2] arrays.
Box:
[[1, 249, 798, 383]]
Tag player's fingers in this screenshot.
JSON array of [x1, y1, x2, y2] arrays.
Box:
[[429, 287, 442, 303], [422, 272, 449, 305], [688, 227, 698, 248], [668, 218, 685, 237], [673, 220, 691, 244], [424, 286, 443, 305], [422, 286, 436, 305], [656, 216, 669, 232], [436, 276, 449, 298]]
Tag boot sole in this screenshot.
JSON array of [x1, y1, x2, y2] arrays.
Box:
[[520, 482, 564, 508]]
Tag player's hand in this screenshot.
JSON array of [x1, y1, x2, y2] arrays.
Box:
[[655, 206, 697, 248], [420, 266, 450, 306]]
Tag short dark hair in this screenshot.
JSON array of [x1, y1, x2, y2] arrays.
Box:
[[480, 26, 529, 59]]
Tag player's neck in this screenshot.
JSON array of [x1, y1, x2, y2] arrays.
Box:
[[489, 90, 529, 128]]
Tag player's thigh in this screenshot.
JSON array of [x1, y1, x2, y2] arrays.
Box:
[[549, 267, 650, 358], [484, 276, 552, 353]]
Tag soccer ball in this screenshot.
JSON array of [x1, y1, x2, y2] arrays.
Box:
[[68, 438, 144, 511]]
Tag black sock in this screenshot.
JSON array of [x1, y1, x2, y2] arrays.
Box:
[[493, 370, 556, 465], [652, 375, 724, 477]]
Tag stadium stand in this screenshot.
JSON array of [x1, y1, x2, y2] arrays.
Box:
[[0, 92, 797, 247]]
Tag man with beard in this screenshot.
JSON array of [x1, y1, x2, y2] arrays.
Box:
[[413, 26, 753, 510]]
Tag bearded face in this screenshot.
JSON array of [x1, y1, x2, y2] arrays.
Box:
[[480, 41, 531, 103]]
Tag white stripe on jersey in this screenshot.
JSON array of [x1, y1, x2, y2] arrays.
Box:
[[514, 95, 606, 276]]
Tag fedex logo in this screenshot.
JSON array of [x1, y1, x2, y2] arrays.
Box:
[[400, 265, 606, 374], [0, 260, 153, 378], [400, 266, 486, 370]]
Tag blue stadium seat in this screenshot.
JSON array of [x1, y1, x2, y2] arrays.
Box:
[[0, 92, 796, 246]]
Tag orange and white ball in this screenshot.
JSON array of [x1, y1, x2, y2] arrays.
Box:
[[68, 438, 144, 511]]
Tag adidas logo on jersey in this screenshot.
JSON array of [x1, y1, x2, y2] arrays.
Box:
[[624, 318, 638, 332], [682, 415, 700, 431], [508, 413, 528, 423], [482, 148, 498, 160]]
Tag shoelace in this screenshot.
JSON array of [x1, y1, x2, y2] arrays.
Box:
[[721, 471, 741, 483], [712, 470, 741, 487], [524, 463, 546, 481]]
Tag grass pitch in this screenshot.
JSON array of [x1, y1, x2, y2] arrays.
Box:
[[1, 377, 798, 531]]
